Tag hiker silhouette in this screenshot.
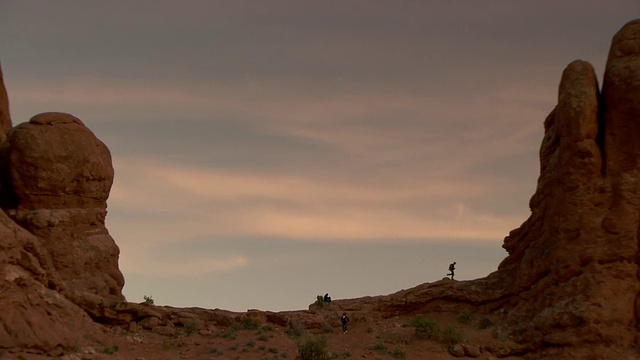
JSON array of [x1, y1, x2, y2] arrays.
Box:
[[447, 262, 456, 280]]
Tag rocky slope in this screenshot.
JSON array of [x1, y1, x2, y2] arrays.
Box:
[[0, 19, 639, 359]]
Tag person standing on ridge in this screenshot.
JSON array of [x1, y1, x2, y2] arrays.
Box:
[[341, 312, 350, 333], [448, 262, 456, 280]]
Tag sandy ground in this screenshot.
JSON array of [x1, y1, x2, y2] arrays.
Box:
[[13, 311, 523, 360]]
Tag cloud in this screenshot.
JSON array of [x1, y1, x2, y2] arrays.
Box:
[[108, 156, 527, 245], [120, 253, 248, 278]]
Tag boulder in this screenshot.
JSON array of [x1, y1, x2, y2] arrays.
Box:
[[6, 112, 125, 312]]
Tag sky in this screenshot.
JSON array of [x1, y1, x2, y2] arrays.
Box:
[[1, 1, 638, 312]]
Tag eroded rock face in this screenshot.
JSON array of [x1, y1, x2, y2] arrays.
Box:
[[494, 20, 640, 358], [340, 19, 640, 359], [6, 112, 125, 303], [0, 65, 11, 143], [0, 209, 106, 353]]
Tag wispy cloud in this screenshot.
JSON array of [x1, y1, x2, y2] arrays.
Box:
[[108, 156, 527, 244]]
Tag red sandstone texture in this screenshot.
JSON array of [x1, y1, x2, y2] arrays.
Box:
[[0, 19, 639, 360]]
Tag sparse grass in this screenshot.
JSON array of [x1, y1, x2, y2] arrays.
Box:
[[210, 347, 224, 356], [183, 319, 198, 336], [370, 340, 387, 352], [295, 335, 332, 360], [101, 344, 119, 355], [409, 316, 440, 340], [390, 346, 407, 359], [162, 340, 171, 351], [441, 325, 464, 344], [287, 320, 306, 338], [238, 315, 261, 330], [457, 309, 474, 325], [322, 324, 334, 333], [478, 317, 494, 329]]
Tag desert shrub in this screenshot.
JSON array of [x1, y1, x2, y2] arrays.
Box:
[[210, 347, 224, 356], [390, 345, 406, 359], [183, 319, 198, 336], [370, 340, 387, 352], [230, 343, 239, 351], [239, 315, 261, 330], [143, 295, 154, 305], [410, 316, 440, 340], [441, 325, 464, 344], [269, 347, 279, 354], [295, 336, 332, 360], [258, 333, 270, 342], [478, 317, 494, 329], [287, 320, 306, 338], [221, 326, 238, 339], [366, 326, 373, 333], [246, 339, 256, 347], [457, 309, 474, 325], [322, 324, 334, 333], [102, 345, 119, 355], [162, 340, 171, 351], [262, 323, 275, 331]]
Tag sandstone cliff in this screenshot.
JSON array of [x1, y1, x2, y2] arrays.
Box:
[[0, 19, 638, 359]]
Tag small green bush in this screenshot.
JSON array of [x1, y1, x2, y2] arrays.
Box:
[[410, 316, 441, 340], [287, 320, 306, 338], [102, 345, 119, 355], [162, 340, 171, 351], [478, 317, 494, 329], [370, 340, 387, 352], [258, 333, 270, 342], [183, 319, 198, 336], [143, 295, 154, 305], [441, 325, 464, 344], [295, 336, 331, 360], [239, 316, 261, 330], [390, 345, 406, 359], [457, 310, 474, 325]]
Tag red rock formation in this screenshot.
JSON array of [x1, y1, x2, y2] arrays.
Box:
[[0, 209, 106, 354], [6, 112, 125, 315], [0, 64, 11, 143], [325, 19, 640, 359]]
